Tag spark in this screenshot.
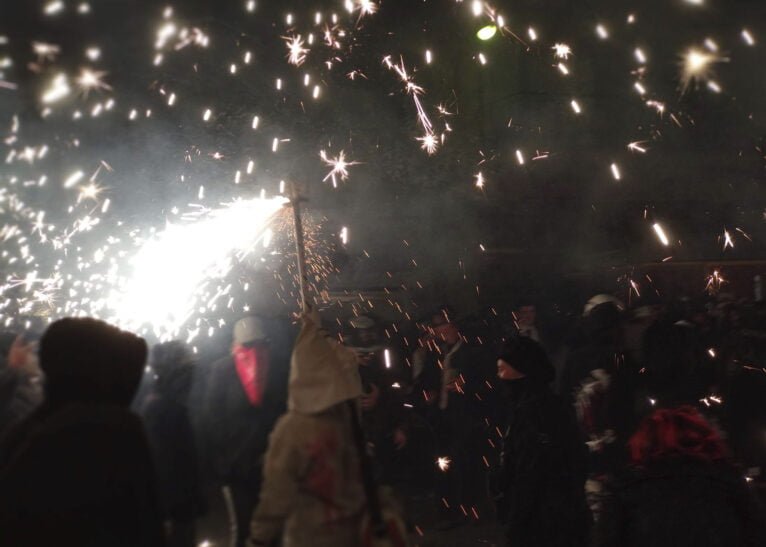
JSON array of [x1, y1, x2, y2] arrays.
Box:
[[78, 183, 103, 202], [355, 0, 378, 16], [646, 100, 666, 115], [707, 80, 721, 93], [596, 24, 609, 39], [552, 43, 572, 60], [76, 68, 111, 94], [33, 42, 61, 63], [41, 73, 71, 104], [723, 229, 734, 249], [44, 1, 65, 15], [252, 116, 260, 129], [610, 163, 621, 180], [653, 223, 670, 246], [680, 47, 724, 91], [85, 47, 101, 61], [64, 170, 85, 189], [570, 99, 582, 114], [384, 348, 392, 369], [471, 1, 483, 17], [528, 27, 538, 41], [704, 38, 718, 52], [478, 53, 487, 65], [516, 150, 525, 165], [634, 48, 647, 64], [246, 0, 256, 12], [474, 172, 485, 188], [708, 348, 717, 358], [558, 63, 569, 75], [628, 141, 648, 153], [684, 0, 704, 5], [285, 35, 309, 66], [320, 150, 358, 187], [634, 82, 647, 95], [417, 134, 438, 155], [742, 29, 755, 46], [437, 456, 451, 472], [706, 270, 726, 294], [203, 109, 212, 121], [340, 227, 349, 245]]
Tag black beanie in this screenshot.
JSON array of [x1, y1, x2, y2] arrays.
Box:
[[497, 336, 555, 384]]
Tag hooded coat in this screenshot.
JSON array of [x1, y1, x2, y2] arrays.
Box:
[[496, 338, 590, 547], [249, 308, 365, 547], [0, 318, 164, 547]]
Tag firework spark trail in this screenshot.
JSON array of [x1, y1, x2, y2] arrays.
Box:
[[383, 55, 437, 153], [106, 197, 287, 340]]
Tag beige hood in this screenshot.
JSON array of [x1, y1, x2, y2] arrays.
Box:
[[288, 307, 362, 414]]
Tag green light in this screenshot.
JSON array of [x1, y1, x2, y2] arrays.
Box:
[[477, 25, 497, 41]]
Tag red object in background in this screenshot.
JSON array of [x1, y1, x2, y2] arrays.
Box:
[[233, 344, 270, 406], [629, 406, 728, 465]]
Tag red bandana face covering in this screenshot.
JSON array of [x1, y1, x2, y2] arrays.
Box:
[[233, 344, 270, 406]]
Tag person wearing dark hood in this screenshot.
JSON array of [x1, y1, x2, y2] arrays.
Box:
[[0, 317, 164, 547], [495, 336, 590, 547], [595, 406, 766, 547], [141, 341, 206, 547], [203, 316, 285, 547]]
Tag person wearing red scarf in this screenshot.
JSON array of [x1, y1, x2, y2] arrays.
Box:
[[203, 316, 284, 547]]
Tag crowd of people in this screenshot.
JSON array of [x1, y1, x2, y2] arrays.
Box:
[[0, 290, 765, 547]]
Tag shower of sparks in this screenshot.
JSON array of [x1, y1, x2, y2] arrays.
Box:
[[320, 150, 358, 187], [552, 43, 572, 59], [108, 197, 287, 339], [285, 35, 309, 66], [437, 456, 452, 472], [653, 223, 670, 246]]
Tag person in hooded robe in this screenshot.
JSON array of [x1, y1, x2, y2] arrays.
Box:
[[0, 318, 164, 547], [495, 336, 590, 547], [248, 306, 366, 547]]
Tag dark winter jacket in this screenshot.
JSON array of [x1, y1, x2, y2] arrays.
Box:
[[203, 348, 286, 485], [0, 318, 164, 547], [497, 379, 590, 547], [594, 460, 766, 547]]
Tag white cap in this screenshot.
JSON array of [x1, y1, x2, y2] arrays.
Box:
[[233, 316, 266, 345]]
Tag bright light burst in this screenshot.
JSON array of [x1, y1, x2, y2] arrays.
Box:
[[552, 43, 572, 60], [108, 197, 287, 340], [437, 456, 452, 472], [285, 35, 309, 66], [320, 150, 358, 187], [76, 67, 111, 95], [680, 47, 723, 91]]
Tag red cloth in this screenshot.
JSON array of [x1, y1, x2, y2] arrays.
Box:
[[233, 344, 270, 406]]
